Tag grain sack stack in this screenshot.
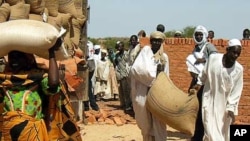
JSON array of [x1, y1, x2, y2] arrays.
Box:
[[0, 0, 87, 98], [0, 0, 86, 59], [146, 72, 199, 136]]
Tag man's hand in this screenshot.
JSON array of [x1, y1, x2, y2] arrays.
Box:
[[189, 89, 197, 95], [228, 111, 235, 124], [192, 84, 201, 92]]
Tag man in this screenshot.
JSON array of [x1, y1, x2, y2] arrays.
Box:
[[207, 30, 214, 42], [192, 38, 243, 141], [130, 31, 169, 141], [174, 31, 182, 38], [242, 28, 250, 40], [83, 44, 100, 111], [127, 35, 140, 67], [114, 41, 132, 111], [137, 30, 147, 42], [93, 49, 111, 100], [156, 24, 165, 33], [186, 25, 217, 141]]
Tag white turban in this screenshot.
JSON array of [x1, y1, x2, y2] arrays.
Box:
[[150, 31, 166, 40], [193, 25, 208, 45], [94, 45, 101, 50], [228, 39, 242, 48], [175, 31, 182, 35]]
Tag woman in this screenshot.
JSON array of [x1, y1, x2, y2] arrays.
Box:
[[0, 39, 82, 140]]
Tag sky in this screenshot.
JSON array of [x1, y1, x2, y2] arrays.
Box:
[[87, 0, 249, 40]]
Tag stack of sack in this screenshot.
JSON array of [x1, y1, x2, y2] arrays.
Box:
[[0, 0, 87, 91]]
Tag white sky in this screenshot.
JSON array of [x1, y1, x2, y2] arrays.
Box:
[[87, 0, 249, 40]]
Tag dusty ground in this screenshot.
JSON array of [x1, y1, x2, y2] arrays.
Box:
[[79, 100, 192, 141]]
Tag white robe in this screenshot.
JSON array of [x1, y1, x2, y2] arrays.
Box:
[[130, 45, 169, 141], [197, 53, 243, 141], [94, 59, 111, 99]]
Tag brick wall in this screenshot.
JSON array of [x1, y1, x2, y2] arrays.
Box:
[[140, 37, 250, 124]]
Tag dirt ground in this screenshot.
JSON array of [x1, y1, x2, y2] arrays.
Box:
[[79, 100, 192, 141]]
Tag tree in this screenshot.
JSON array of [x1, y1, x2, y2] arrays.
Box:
[[164, 30, 176, 38], [182, 26, 195, 38], [164, 26, 195, 38]]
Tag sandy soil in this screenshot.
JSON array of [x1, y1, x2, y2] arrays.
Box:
[[79, 100, 192, 141], [80, 124, 191, 141]]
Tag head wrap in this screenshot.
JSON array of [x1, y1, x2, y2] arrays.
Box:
[[193, 25, 208, 45], [150, 31, 166, 40], [175, 31, 182, 35], [149, 31, 166, 64], [94, 45, 101, 50], [101, 49, 108, 54], [228, 39, 242, 48]]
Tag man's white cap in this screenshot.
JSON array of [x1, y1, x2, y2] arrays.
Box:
[[94, 45, 101, 50], [228, 39, 242, 47], [175, 31, 182, 34], [101, 49, 108, 54]]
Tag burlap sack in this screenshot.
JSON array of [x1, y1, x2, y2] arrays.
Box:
[[25, 0, 45, 14], [70, 17, 85, 46], [47, 12, 72, 30], [44, 0, 58, 17], [9, 2, 30, 20], [58, 0, 77, 18], [0, 3, 11, 23], [5, 0, 24, 6], [0, 19, 68, 60], [146, 72, 199, 136], [74, 0, 82, 16], [29, 13, 43, 21]]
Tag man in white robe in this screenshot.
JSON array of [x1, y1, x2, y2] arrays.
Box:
[[130, 31, 169, 141], [192, 39, 243, 141], [186, 25, 217, 141], [94, 49, 112, 99]]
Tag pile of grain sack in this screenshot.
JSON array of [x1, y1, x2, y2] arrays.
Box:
[[0, 0, 86, 91]]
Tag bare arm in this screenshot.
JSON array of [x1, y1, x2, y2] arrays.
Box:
[[48, 39, 61, 91]]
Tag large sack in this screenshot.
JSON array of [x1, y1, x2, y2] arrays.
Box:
[[25, 0, 45, 14], [146, 72, 199, 136], [58, 0, 78, 18], [0, 19, 68, 59], [5, 0, 24, 6], [0, 3, 11, 23], [45, 0, 58, 17], [9, 2, 30, 20]]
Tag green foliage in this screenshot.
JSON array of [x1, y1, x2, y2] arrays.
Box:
[[164, 30, 176, 37], [163, 26, 195, 38], [182, 26, 195, 38], [88, 37, 130, 50], [89, 26, 196, 48]]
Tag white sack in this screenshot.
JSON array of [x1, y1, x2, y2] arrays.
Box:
[[0, 19, 68, 59]]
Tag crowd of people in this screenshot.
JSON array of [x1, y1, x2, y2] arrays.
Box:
[[0, 22, 247, 141], [85, 24, 245, 141]]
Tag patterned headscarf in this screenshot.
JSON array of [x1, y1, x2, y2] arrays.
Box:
[[0, 73, 47, 87]]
